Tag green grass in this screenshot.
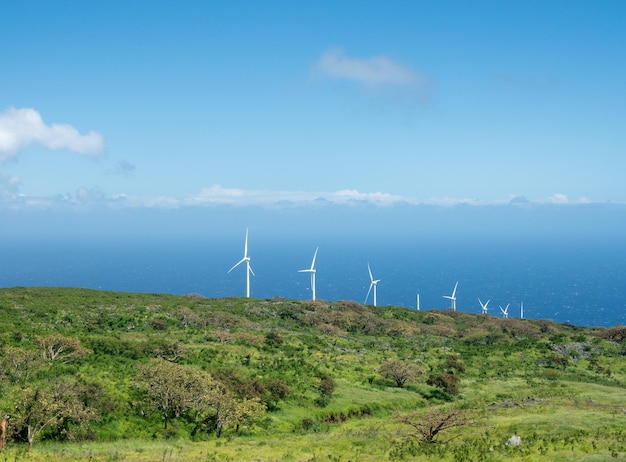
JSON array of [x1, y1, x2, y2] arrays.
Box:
[[0, 287, 625, 460]]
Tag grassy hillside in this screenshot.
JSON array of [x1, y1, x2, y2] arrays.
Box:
[[0, 287, 625, 461]]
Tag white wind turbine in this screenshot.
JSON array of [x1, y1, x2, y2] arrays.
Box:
[[479, 298, 490, 314], [416, 293, 421, 311], [499, 303, 510, 318], [520, 301, 524, 319], [227, 228, 255, 298], [365, 263, 380, 306], [443, 281, 458, 311], [298, 247, 319, 301]]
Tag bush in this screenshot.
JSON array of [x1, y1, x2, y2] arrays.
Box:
[[427, 373, 460, 396], [264, 332, 284, 347], [445, 355, 466, 374], [315, 372, 335, 407]]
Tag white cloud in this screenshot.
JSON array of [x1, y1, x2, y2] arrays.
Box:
[[0, 107, 104, 164], [76, 187, 105, 203], [314, 48, 430, 91], [539, 194, 595, 205], [183, 185, 413, 207], [544, 193, 569, 204]]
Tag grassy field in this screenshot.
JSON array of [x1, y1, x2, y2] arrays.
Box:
[[0, 287, 624, 461]]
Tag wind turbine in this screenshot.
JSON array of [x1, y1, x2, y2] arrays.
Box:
[[298, 247, 318, 301], [365, 263, 380, 306], [443, 281, 458, 311], [227, 228, 254, 298], [499, 303, 510, 318], [479, 298, 490, 315], [520, 301, 524, 319], [416, 293, 421, 311]]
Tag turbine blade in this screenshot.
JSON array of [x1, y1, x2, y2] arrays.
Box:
[[365, 282, 373, 304], [451, 281, 458, 298], [368, 263, 373, 282], [228, 258, 245, 273], [311, 247, 319, 270], [244, 228, 249, 257]]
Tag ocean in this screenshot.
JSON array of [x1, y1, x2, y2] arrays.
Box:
[[1, 235, 625, 328]]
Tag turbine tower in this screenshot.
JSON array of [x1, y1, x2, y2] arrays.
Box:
[[499, 303, 510, 318], [443, 281, 458, 311], [416, 293, 421, 311], [365, 263, 380, 306], [479, 298, 490, 314], [227, 228, 255, 298], [298, 247, 319, 301], [520, 301, 524, 319]]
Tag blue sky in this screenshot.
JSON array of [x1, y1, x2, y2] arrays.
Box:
[[1, 1, 625, 223]]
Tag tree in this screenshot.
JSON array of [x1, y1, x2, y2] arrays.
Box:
[[1, 346, 42, 385], [37, 334, 90, 364], [263, 379, 291, 410], [154, 341, 186, 362], [13, 378, 97, 449], [397, 408, 470, 443], [136, 358, 217, 430], [207, 392, 265, 437], [379, 359, 420, 388]]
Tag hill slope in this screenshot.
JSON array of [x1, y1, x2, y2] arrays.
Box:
[[0, 287, 625, 461]]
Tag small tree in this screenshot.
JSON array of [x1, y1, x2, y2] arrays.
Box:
[[379, 359, 420, 388], [203, 387, 265, 437], [136, 358, 217, 430], [37, 334, 90, 364], [14, 379, 97, 449], [427, 373, 460, 396], [263, 379, 291, 410], [397, 408, 469, 443], [1, 346, 42, 385]]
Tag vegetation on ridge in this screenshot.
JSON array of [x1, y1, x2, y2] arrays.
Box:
[[0, 286, 624, 461]]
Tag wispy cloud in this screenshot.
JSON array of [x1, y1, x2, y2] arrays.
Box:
[[109, 160, 136, 176], [492, 73, 559, 91], [0, 107, 104, 164], [313, 48, 432, 100]]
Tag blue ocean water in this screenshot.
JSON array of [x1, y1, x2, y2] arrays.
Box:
[[1, 235, 625, 327]]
